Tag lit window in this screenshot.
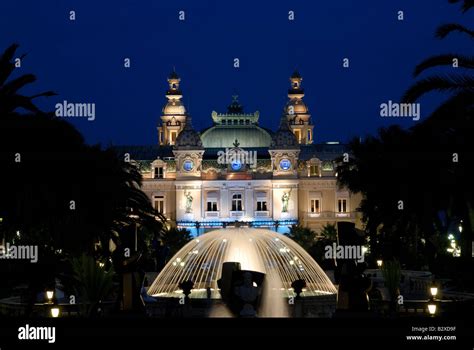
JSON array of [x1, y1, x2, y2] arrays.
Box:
[[310, 165, 318, 176], [170, 131, 177, 143], [154, 196, 165, 213], [338, 199, 347, 213], [232, 194, 243, 211], [310, 199, 320, 213], [154, 167, 164, 179], [294, 130, 301, 141], [256, 200, 267, 211], [207, 200, 218, 212]]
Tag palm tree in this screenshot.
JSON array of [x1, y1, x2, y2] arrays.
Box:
[[0, 44, 167, 315], [401, 0, 474, 261], [0, 44, 56, 116]]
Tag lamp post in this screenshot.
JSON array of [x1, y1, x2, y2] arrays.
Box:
[[50, 306, 60, 318], [428, 281, 438, 317], [430, 285, 438, 299], [46, 290, 54, 303], [45, 289, 60, 318], [427, 303, 437, 317], [376, 259, 383, 268]]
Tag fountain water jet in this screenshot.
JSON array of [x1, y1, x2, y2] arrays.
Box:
[[147, 228, 337, 316]]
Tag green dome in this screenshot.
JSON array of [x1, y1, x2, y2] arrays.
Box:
[[200, 125, 272, 148]]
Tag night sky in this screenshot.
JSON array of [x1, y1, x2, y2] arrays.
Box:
[[1, 0, 471, 146]]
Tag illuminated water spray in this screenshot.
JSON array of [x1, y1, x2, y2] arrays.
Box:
[[148, 228, 337, 303]]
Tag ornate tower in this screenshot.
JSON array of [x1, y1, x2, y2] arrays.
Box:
[[172, 117, 204, 178], [158, 70, 187, 145], [269, 116, 300, 178], [284, 70, 314, 144]]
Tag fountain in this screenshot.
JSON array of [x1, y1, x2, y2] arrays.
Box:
[[147, 228, 337, 317]]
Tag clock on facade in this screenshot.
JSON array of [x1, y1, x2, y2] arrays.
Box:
[[230, 159, 242, 171], [183, 159, 194, 172], [279, 158, 291, 171]]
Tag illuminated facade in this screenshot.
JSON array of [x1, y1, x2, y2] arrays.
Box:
[[121, 71, 362, 234]]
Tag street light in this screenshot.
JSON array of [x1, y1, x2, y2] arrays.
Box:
[[376, 259, 383, 268], [46, 290, 54, 302], [427, 303, 437, 316], [50, 307, 60, 318], [430, 286, 438, 298]]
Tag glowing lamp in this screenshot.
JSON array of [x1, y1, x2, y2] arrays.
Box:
[[50, 307, 60, 318], [427, 303, 437, 315]]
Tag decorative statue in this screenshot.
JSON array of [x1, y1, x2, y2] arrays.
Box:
[[281, 189, 292, 213], [184, 191, 193, 213]]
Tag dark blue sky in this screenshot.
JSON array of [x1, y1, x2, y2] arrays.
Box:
[[1, 0, 472, 146]]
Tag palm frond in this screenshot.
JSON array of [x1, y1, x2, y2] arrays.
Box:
[[1, 74, 36, 95], [448, 0, 474, 13], [436, 23, 474, 39], [401, 74, 474, 103], [414, 54, 474, 77], [412, 90, 474, 134], [0, 44, 19, 85]]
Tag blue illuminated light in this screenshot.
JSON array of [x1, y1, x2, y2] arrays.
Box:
[[279, 159, 291, 171], [183, 160, 194, 172], [231, 159, 242, 171]]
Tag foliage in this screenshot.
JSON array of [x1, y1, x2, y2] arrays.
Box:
[[336, 1, 474, 269], [285, 225, 317, 251], [320, 223, 338, 241], [0, 44, 165, 256], [160, 227, 193, 259], [71, 254, 115, 317]]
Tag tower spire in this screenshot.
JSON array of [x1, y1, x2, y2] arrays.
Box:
[[284, 70, 314, 144], [158, 70, 187, 145]]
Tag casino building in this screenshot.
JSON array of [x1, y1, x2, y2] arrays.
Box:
[[120, 71, 362, 235]]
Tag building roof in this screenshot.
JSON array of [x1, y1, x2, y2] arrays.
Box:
[[112, 143, 348, 162], [270, 117, 299, 149], [203, 147, 271, 160], [200, 125, 272, 148], [299, 143, 349, 160], [175, 117, 203, 150]]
